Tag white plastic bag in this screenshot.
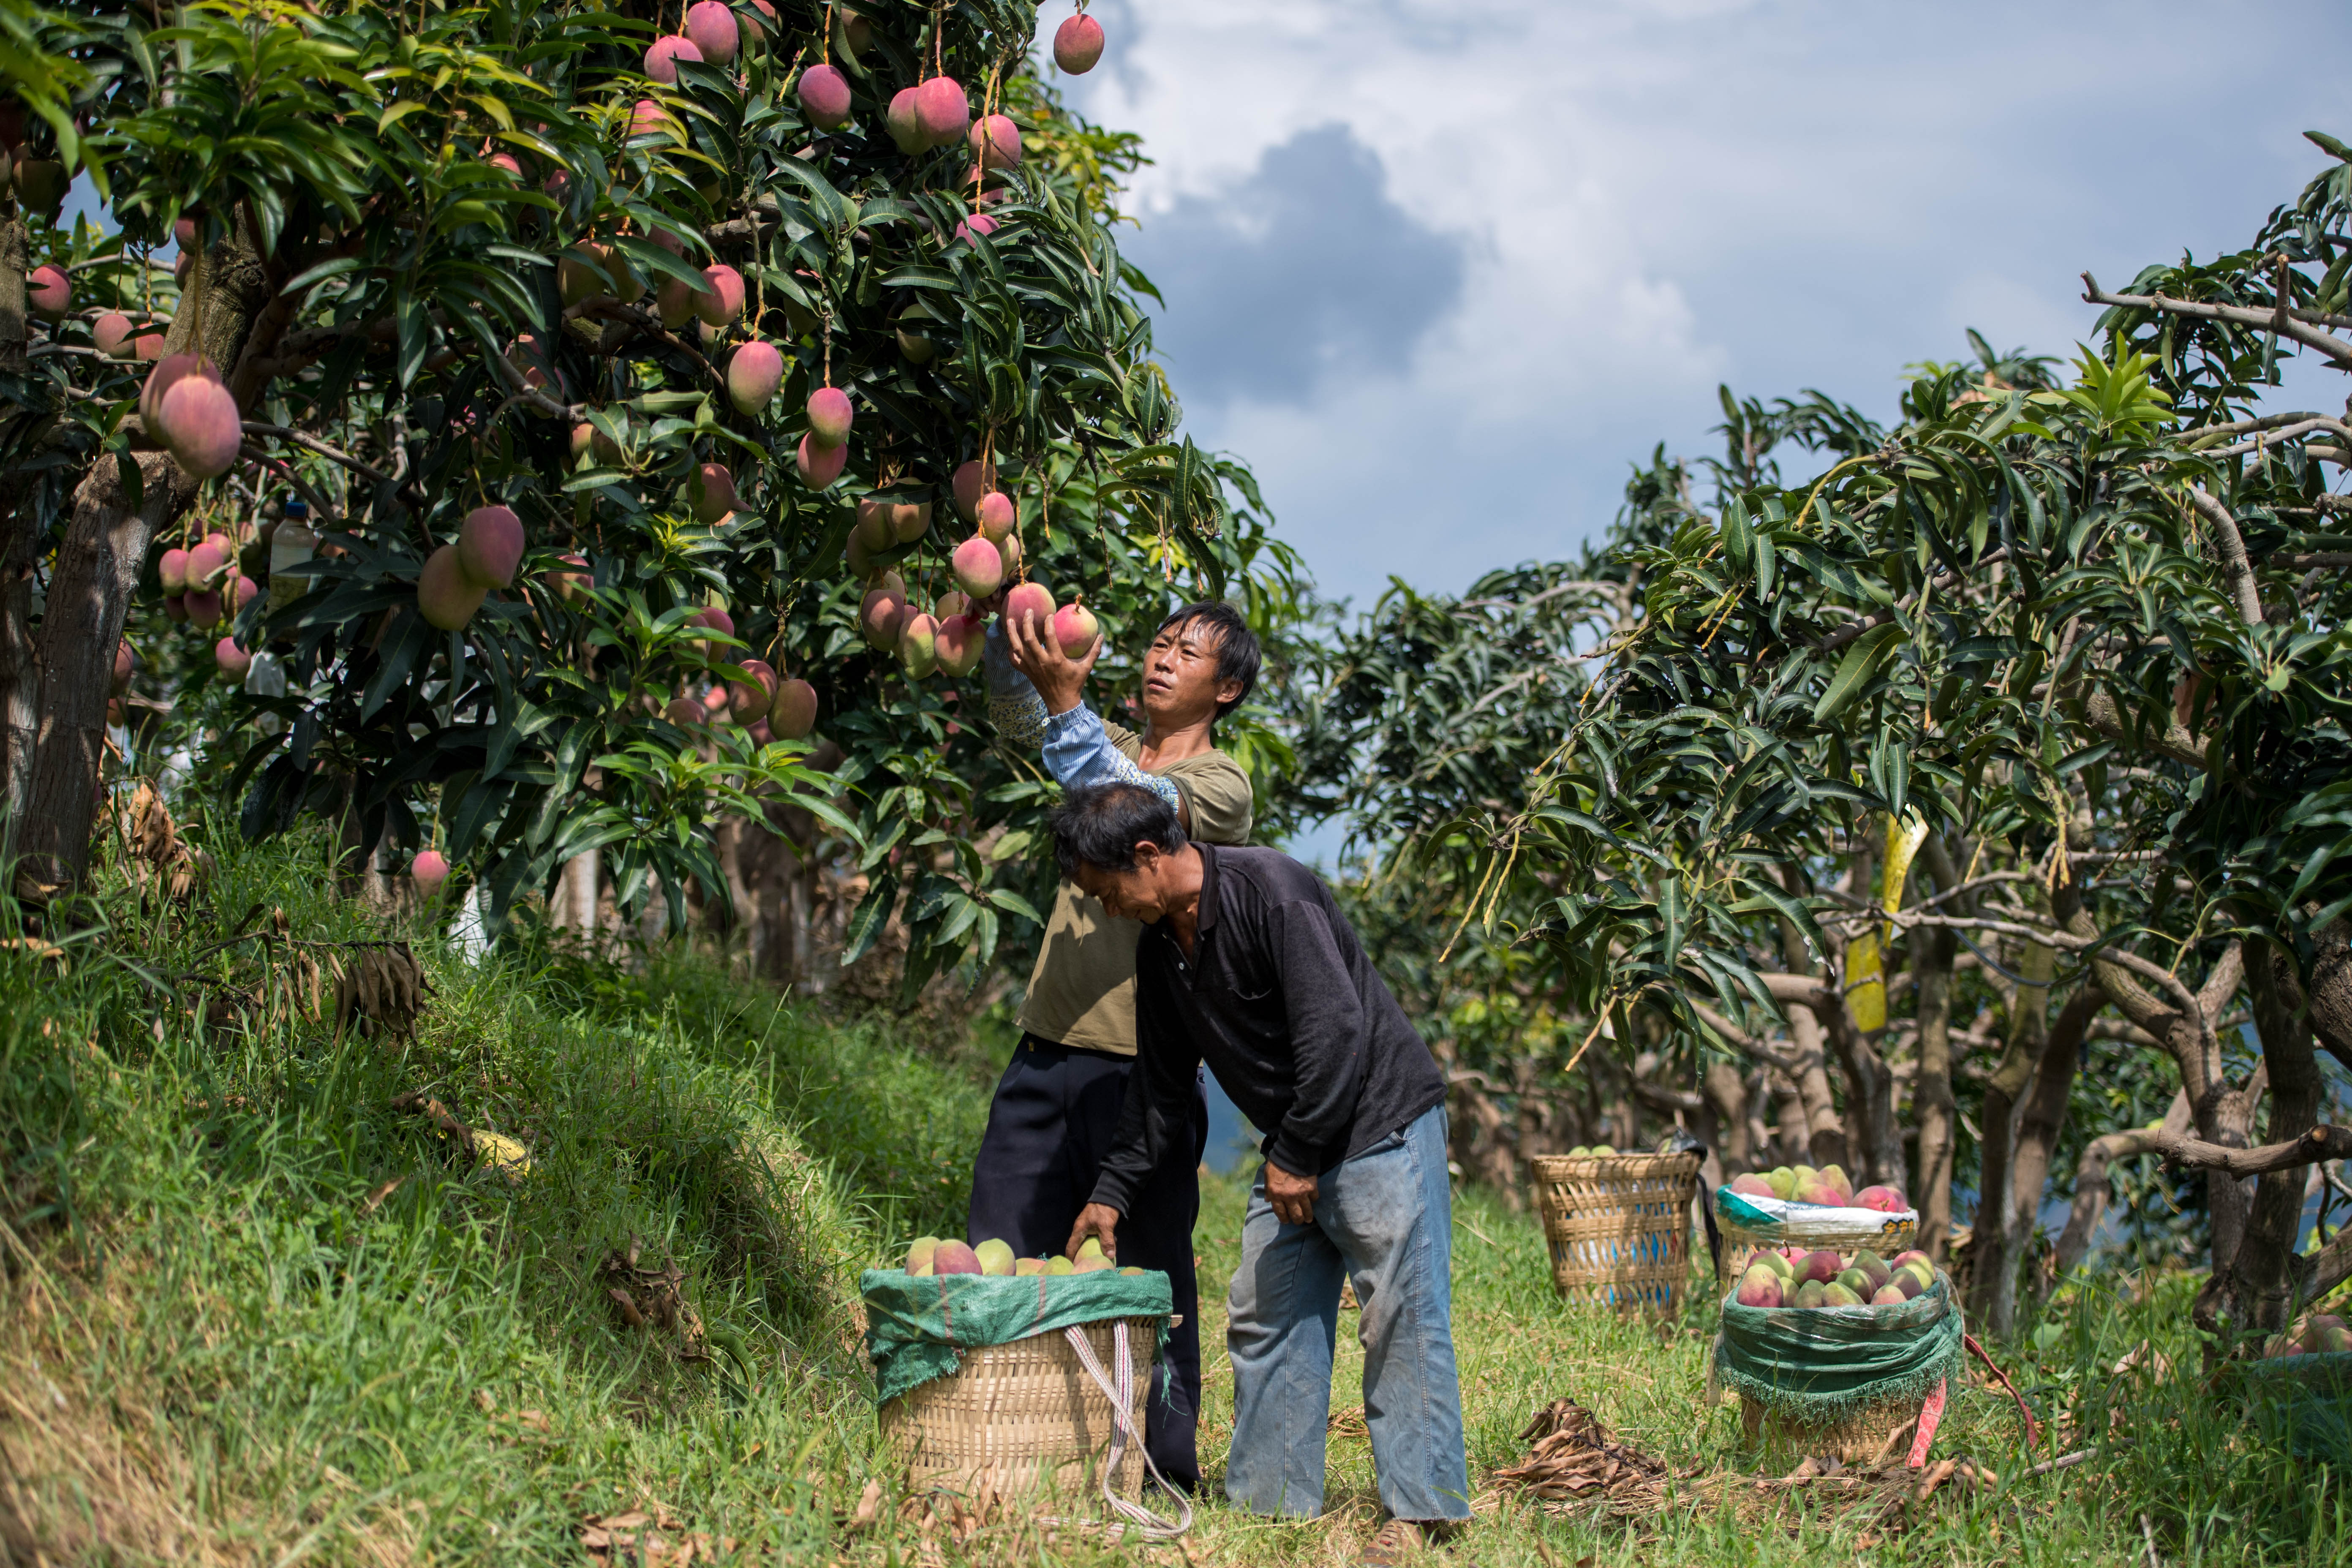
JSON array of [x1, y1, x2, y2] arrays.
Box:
[[1712, 1186, 1919, 1253]]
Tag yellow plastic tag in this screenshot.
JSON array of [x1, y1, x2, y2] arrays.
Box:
[[1883, 810, 1930, 915], [1845, 929, 1886, 1032]]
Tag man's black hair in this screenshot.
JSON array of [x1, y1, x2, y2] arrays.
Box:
[[1051, 782, 1188, 878], [1154, 600, 1262, 721]]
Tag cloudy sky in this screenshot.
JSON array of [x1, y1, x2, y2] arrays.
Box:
[[1044, 0, 2352, 612]]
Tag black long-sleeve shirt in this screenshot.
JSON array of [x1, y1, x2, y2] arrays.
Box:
[[1088, 844, 1447, 1215]]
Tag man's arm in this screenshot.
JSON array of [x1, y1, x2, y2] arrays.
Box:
[[1068, 952, 1200, 1259], [994, 612, 1186, 817], [980, 616, 1052, 748]]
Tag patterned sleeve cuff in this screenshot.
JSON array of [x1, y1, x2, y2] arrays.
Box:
[[987, 687, 1050, 749]]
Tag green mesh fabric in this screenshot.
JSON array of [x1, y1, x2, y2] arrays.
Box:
[[2239, 1352, 2352, 1462], [860, 1269, 1174, 1405], [1712, 1274, 1966, 1424]]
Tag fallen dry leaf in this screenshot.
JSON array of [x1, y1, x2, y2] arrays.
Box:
[[1486, 1397, 1672, 1513], [579, 1504, 736, 1565]]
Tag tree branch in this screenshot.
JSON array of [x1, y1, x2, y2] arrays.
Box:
[[2182, 487, 2268, 628], [2193, 416, 2352, 458], [241, 422, 391, 486], [2069, 685, 2209, 769], [1686, 996, 1799, 1074], [2186, 408, 2345, 441], [2055, 1094, 2189, 1275], [2083, 273, 2352, 367], [2157, 1124, 2352, 1179]]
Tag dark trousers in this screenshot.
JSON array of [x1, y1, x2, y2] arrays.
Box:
[[966, 1034, 1207, 1491]]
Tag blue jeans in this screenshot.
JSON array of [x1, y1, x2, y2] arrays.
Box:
[[1224, 1105, 1470, 1521]]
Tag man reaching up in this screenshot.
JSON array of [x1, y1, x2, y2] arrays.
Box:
[[966, 601, 1261, 1492]]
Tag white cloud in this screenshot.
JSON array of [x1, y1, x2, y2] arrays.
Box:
[[1041, 0, 2352, 606]]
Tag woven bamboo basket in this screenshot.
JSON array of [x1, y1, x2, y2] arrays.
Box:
[[1738, 1391, 1926, 1464], [879, 1315, 1160, 1500], [1528, 1151, 1704, 1315]]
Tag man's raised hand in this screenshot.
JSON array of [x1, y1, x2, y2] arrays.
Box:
[[1004, 604, 1102, 716]]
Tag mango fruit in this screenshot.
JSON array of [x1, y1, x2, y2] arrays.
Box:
[[1851, 1250, 1892, 1293], [974, 1238, 1016, 1277], [1766, 1166, 1797, 1200], [931, 1240, 982, 1275], [1736, 1266, 1784, 1308], [905, 1236, 939, 1274], [1791, 1249, 1843, 1286]]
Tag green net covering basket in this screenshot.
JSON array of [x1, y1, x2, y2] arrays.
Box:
[[861, 1269, 1179, 1505]]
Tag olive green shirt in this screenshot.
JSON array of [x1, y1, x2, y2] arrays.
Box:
[[1015, 724, 1254, 1055]]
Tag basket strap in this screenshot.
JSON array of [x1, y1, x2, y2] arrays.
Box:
[[1906, 1379, 1947, 1468], [1963, 1331, 2041, 1448], [1060, 1323, 1193, 1541]]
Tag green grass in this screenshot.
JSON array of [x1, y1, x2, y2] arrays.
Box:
[[1, 821, 2347, 1565], [1173, 1176, 2352, 1565]]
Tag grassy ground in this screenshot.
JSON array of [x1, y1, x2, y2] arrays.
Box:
[[2, 824, 2346, 1565]]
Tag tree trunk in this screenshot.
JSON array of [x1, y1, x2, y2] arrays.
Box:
[[2306, 916, 2352, 1071], [1768, 1068, 1808, 1167], [2060, 882, 2251, 1272], [1702, 1060, 1752, 1176], [1766, 881, 1851, 1169], [1828, 838, 1903, 1187], [2008, 985, 2102, 1303], [0, 213, 26, 375], [1816, 990, 1899, 1185], [1, 210, 39, 832], [2054, 1092, 2190, 1274], [1774, 1004, 1841, 1167], [1965, 939, 2053, 1326], [1911, 924, 1957, 1258], [0, 513, 40, 838], [16, 452, 200, 894], [17, 231, 280, 894], [555, 850, 601, 936], [2197, 944, 2324, 1338]]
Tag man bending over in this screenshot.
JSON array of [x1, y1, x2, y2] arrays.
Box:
[[1055, 782, 1470, 1565]]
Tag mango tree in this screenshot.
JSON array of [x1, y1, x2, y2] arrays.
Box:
[[3, 0, 1295, 990], [1375, 135, 2352, 1344]]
